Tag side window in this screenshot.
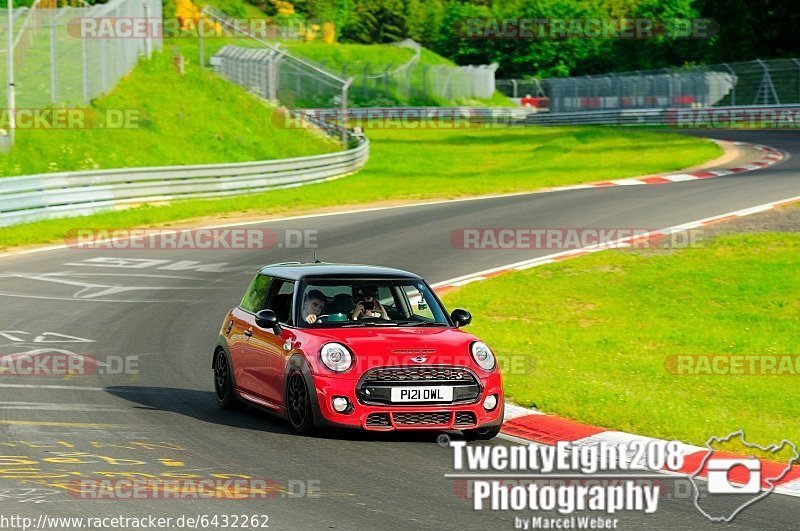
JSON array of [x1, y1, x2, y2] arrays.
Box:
[[403, 284, 435, 320], [265, 279, 296, 325], [378, 285, 399, 316], [240, 274, 272, 313]]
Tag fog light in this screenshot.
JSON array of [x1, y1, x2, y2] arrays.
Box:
[[332, 397, 350, 413], [483, 394, 498, 411]]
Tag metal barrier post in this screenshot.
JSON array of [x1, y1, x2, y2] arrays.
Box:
[[341, 77, 352, 148], [49, 17, 57, 103], [82, 31, 90, 102], [722, 63, 735, 105], [198, 17, 205, 68], [6, 0, 16, 146], [143, 1, 151, 59], [793, 59, 800, 103]]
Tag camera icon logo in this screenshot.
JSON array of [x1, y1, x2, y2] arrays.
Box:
[[707, 458, 761, 494], [690, 430, 799, 523]]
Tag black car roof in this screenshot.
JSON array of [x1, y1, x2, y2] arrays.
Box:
[[258, 262, 422, 281]]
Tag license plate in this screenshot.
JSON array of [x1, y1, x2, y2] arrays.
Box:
[[390, 386, 453, 403]]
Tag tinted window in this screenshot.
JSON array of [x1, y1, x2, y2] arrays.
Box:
[[298, 278, 449, 328], [240, 274, 272, 313], [265, 279, 296, 325]]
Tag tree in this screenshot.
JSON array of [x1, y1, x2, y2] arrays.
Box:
[[339, 0, 408, 43]]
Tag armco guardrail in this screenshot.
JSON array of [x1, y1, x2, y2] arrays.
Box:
[[0, 138, 369, 227], [298, 107, 531, 125], [301, 103, 800, 128], [298, 106, 661, 126], [523, 104, 800, 126], [524, 108, 665, 125]]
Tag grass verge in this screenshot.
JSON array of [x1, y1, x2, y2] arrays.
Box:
[[440, 230, 800, 448], [0, 44, 337, 177], [0, 126, 720, 250]]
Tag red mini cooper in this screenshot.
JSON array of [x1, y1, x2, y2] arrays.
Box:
[[213, 262, 503, 439]]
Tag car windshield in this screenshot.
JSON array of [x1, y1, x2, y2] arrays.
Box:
[[298, 278, 450, 328]]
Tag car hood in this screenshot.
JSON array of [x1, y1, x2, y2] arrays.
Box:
[[301, 326, 482, 371]]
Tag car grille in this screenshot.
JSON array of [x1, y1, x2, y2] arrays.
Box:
[[365, 411, 478, 429], [362, 366, 473, 383], [454, 411, 477, 427], [366, 413, 390, 427], [358, 366, 482, 406], [392, 412, 451, 426]]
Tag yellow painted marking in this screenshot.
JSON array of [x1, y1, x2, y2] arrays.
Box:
[[158, 458, 185, 467], [0, 420, 116, 428]]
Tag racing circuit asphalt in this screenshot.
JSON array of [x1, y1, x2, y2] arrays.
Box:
[[0, 130, 798, 529]]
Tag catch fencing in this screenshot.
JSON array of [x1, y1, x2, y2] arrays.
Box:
[[206, 29, 498, 108], [499, 58, 800, 112], [0, 0, 162, 110], [201, 5, 349, 111], [325, 40, 499, 106]]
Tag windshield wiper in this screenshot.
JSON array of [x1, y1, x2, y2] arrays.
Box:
[[340, 321, 401, 327], [396, 321, 448, 327]]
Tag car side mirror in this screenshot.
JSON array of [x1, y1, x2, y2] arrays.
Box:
[[255, 309, 280, 332], [451, 309, 472, 328]]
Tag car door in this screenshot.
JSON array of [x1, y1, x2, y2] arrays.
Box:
[[232, 273, 272, 393], [241, 278, 296, 408]]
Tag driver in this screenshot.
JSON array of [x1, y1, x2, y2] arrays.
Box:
[[303, 289, 327, 324], [352, 285, 389, 320]]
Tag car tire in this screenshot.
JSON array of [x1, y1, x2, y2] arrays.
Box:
[[213, 350, 238, 410], [462, 424, 502, 441], [286, 371, 315, 435]]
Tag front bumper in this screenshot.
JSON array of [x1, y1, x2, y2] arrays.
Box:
[[310, 367, 503, 431]]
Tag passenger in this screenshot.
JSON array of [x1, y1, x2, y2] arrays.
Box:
[[352, 285, 389, 320]]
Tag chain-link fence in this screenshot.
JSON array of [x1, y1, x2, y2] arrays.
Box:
[[498, 58, 800, 112], [495, 78, 546, 99], [0, 0, 161, 110], [204, 19, 499, 109], [202, 5, 348, 112], [325, 40, 498, 106]]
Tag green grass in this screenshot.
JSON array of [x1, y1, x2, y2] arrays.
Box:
[[440, 231, 800, 449], [0, 126, 720, 249], [183, 32, 513, 107], [353, 126, 720, 194], [283, 42, 419, 67], [283, 43, 514, 107], [0, 40, 336, 177]]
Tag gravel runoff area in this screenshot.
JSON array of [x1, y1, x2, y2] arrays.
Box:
[[703, 201, 800, 234]]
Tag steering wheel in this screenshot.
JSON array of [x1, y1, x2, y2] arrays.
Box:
[[317, 313, 349, 323]]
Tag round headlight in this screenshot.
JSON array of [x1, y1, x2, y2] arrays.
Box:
[[470, 341, 496, 371], [320, 342, 353, 372]]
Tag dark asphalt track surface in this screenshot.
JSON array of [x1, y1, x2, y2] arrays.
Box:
[[0, 130, 798, 529]]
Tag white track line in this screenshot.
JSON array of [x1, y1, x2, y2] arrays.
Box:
[[0, 140, 784, 260], [432, 193, 800, 290]]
